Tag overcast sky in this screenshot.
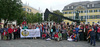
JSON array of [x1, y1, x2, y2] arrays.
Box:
[[21, 0, 98, 12]]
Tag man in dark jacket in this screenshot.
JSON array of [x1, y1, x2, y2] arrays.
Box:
[[89, 27, 96, 46]]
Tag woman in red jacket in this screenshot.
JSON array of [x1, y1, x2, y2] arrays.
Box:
[[8, 26, 13, 40], [54, 32, 59, 41], [3, 30, 7, 40], [97, 25, 100, 41]]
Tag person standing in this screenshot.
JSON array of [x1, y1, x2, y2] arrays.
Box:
[[89, 26, 96, 46], [40, 24, 43, 39], [79, 26, 84, 41], [97, 25, 100, 41], [13, 26, 17, 39], [2, 30, 7, 40], [0, 26, 3, 40], [52, 24, 56, 39], [17, 26, 20, 39], [75, 25, 79, 41], [8, 26, 13, 40], [3, 26, 8, 40], [22, 20, 27, 25]]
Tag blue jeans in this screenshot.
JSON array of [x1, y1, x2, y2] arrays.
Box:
[[90, 36, 95, 45], [76, 33, 79, 41], [97, 33, 100, 41], [50, 32, 53, 39], [73, 37, 77, 41], [40, 32, 42, 39]]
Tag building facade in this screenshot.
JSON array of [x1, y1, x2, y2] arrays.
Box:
[[62, 1, 100, 25], [22, 4, 39, 14]]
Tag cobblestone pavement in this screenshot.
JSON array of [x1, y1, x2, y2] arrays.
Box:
[[0, 39, 100, 47]]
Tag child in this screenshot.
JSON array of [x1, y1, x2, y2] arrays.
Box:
[[42, 32, 46, 39], [54, 32, 59, 41], [73, 33, 77, 42], [2, 30, 7, 40], [58, 31, 62, 41]]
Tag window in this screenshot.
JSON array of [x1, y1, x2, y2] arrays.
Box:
[[79, 11, 81, 13], [71, 12, 73, 14], [23, 8, 25, 11], [84, 10, 86, 13], [92, 4, 94, 7], [68, 6, 69, 9], [96, 15, 100, 19], [30, 9, 31, 12], [27, 8, 29, 11], [94, 10, 98, 12], [89, 16, 92, 19], [89, 10, 92, 13], [92, 15, 95, 19], [87, 4, 89, 7], [84, 10, 88, 13], [81, 11, 83, 13], [83, 16, 86, 19], [65, 12, 67, 14], [72, 6, 73, 9], [69, 12, 71, 14], [88, 10, 89, 13], [88, 15, 89, 19], [81, 16, 83, 20], [95, 10, 97, 12]]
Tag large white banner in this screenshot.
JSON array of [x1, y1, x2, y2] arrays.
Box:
[[20, 29, 40, 38]]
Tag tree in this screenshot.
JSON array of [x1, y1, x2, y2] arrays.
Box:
[[0, 0, 23, 26], [17, 11, 26, 25], [48, 10, 63, 23], [26, 12, 43, 23]]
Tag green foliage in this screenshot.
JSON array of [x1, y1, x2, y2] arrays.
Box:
[[0, 0, 23, 24], [26, 12, 42, 23], [48, 10, 63, 23], [17, 11, 26, 25]]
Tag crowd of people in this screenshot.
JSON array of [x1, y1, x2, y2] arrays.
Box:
[[0, 21, 100, 46]]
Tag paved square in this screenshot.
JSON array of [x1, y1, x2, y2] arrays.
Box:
[[0, 39, 100, 47]]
